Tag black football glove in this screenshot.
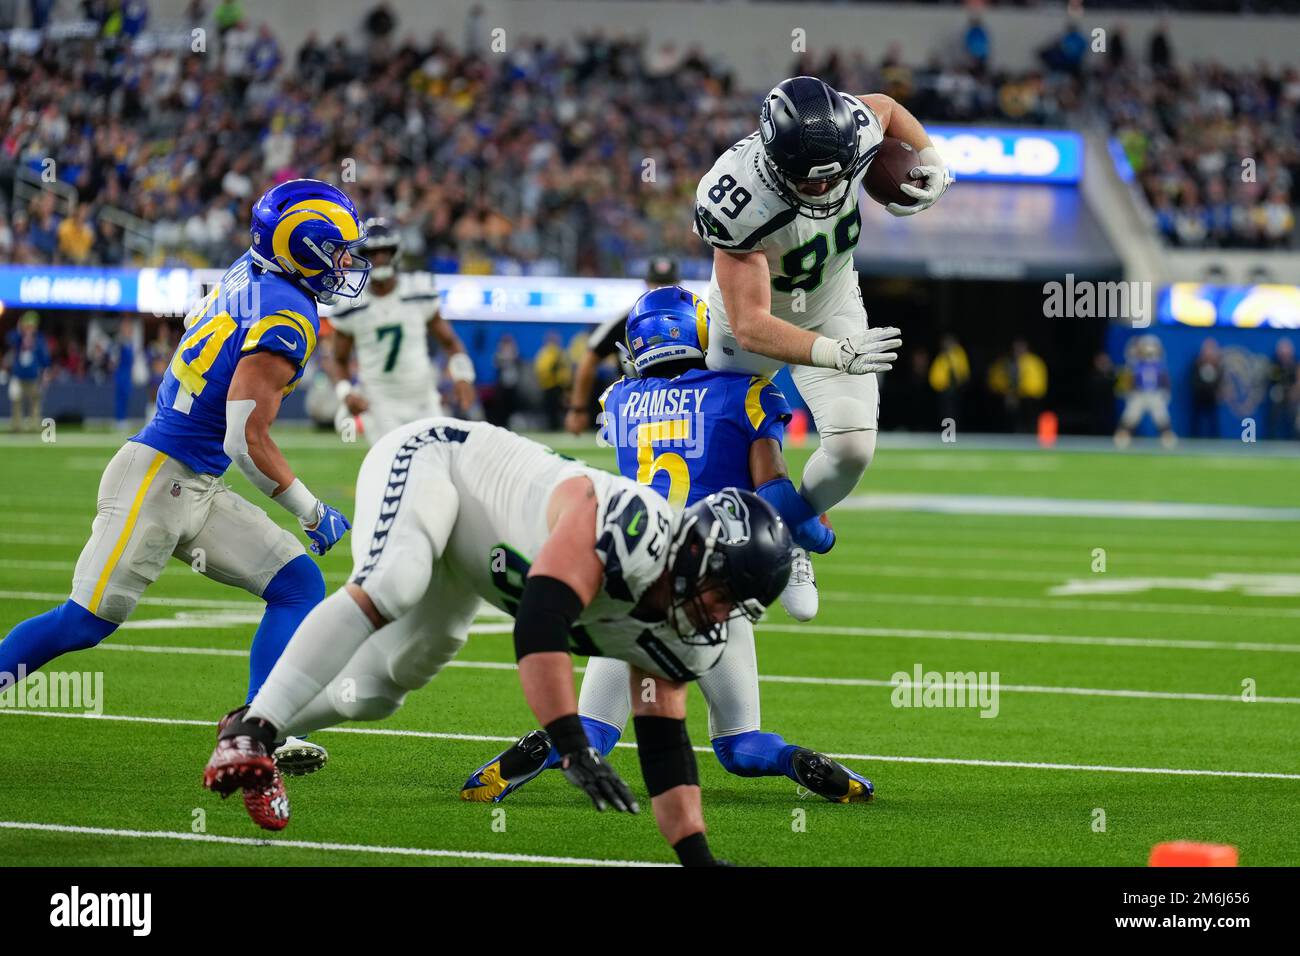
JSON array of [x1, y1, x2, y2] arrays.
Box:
[[559, 746, 640, 814]]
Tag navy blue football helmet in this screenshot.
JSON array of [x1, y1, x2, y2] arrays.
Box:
[[759, 76, 867, 219], [666, 489, 795, 646], [623, 285, 709, 376]]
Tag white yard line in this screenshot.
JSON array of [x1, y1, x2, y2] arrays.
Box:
[[1, 708, 1296, 780], [82, 642, 1300, 703], [819, 591, 1300, 619], [0, 821, 670, 866], [838, 493, 1300, 523]]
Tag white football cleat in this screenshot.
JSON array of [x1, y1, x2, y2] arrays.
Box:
[[274, 736, 329, 777], [779, 547, 819, 622]]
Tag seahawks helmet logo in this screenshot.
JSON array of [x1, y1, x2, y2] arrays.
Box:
[[759, 99, 776, 144], [705, 490, 752, 546]]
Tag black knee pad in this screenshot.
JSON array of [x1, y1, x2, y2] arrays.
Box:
[[634, 715, 699, 797]]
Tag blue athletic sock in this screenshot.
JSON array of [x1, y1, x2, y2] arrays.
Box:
[[542, 715, 623, 768], [712, 730, 799, 779], [246, 554, 325, 704], [0, 600, 118, 689]]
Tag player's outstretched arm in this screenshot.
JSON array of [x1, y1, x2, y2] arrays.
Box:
[[717, 248, 902, 376], [515, 476, 638, 813], [749, 438, 835, 554], [628, 666, 726, 866], [224, 351, 351, 555], [857, 93, 953, 217], [325, 330, 368, 415], [428, 311, 477, 412]]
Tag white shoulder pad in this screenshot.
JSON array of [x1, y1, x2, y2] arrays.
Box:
[[593, 478, 674, 605], [693, 134, 794, 252]]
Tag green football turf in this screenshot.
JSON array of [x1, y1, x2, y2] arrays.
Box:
[[1, 427, 1297, 866]]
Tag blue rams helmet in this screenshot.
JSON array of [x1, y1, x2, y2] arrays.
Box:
[[249, 179, 371, 303], [666, 488, 795, 646], [759, 76, 867, 219], [623, 285, 710, 376]]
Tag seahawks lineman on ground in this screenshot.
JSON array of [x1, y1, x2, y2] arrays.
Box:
[[0, 178, 360, 778], [694, 75, 952, 612], [204, 419, 794, 865], [462, 287, 873, 807], [325, 218, 476, 444]]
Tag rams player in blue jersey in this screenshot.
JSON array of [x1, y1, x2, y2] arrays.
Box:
[[0, 179, 362, 780], [462, 286, 874, 805]]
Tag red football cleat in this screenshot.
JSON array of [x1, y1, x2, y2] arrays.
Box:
[[242, 770, 291, 832], [203, 734, 277, 796]]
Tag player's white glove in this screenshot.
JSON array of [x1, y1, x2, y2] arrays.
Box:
[[886, 146, 953, 218], [811, 326, 903, 375]]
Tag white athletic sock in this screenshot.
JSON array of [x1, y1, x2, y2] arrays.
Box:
[[247, 589, 376, 732]]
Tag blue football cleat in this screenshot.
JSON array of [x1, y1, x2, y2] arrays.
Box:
[[791, 748, 874, 804], [460, 730, 553, 803]]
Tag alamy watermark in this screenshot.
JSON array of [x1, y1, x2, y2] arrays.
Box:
[[1043, 274, 1151, 328], [890, 663, 1000, 718], [0, 667, 104, 714]]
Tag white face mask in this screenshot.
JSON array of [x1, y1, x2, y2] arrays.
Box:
[[370, 264, 395, 282]]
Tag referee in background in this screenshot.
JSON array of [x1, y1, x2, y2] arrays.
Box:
[[564, 256, 679, 434]]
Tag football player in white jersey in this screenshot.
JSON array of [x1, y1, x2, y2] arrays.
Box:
[[325, 219, 477, 444], [694, 75, 952, 617], [202, 419, 795, 865]]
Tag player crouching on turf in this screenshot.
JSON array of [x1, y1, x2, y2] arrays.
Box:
[[462, 287, 872, 806], [203, 418, 794, 866], [324, 218, 477, 444], [0, 179, 361, 778]]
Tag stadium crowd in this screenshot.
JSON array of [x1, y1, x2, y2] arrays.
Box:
[[0, 2, 1296, 280]]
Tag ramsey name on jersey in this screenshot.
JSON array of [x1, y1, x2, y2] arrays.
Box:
[[693, 90, 883, 332]]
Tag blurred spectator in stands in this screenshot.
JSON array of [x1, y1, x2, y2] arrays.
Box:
[[1149, 20, 1173, 71], [928, 334, 970, 431], [96, 217, 126, 266], [1190, 338, 1222, 439], [893, 347, 934, 432], [1107, 25, 1128, 70], [534, 331, 572, 432], [28, 196, 60, 261], [1267, 338, 1299, 440], [1257, 189, 1296, 248], [113, 318, 138, 429], [214, 0, 244, 43], [988, 339, 1048, 433], [57, 205, 95, 265], [5, 311, 51, 433], [488, 334, 522, 428], [1087, 352, 1118, 435], [1039, 21, 1087, 79], [364, 3, 397, 47], [249, 24, 283, 81], [1115, 335, 1176, 449], [963, 13, 990, 75]]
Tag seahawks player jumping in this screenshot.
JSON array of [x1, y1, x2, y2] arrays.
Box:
[[694, 75, 952, 617], [0, 178, 361, 778], [462, 286, 874, 806]]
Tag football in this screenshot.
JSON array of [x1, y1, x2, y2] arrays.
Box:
[[863, 136, 921, 207]]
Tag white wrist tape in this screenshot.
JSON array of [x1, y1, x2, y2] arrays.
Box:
[[275, 478, 322, 527], [447, 352, 476, 384], [810, 336, 842, 371], [335, 379, 354, 401], [223, 399, 280, 497]]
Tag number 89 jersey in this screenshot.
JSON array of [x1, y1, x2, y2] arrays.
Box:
[[134, 251, 320, 476], [693, 90, 882, 335]]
